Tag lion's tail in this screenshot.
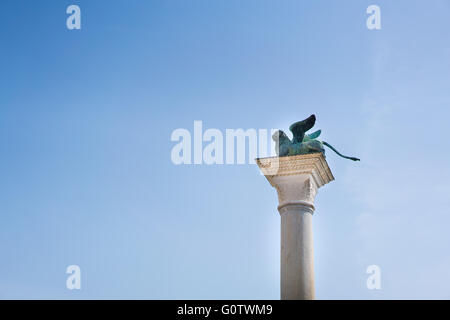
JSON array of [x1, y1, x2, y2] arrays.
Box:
[[322, 141, 360, 161]]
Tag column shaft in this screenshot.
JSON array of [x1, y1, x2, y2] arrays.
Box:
[[279, 204, 315, 300]]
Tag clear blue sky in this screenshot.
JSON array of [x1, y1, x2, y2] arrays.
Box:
[[1, 0, 450, 299]]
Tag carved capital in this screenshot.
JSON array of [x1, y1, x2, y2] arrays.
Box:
[[256, 153, 334, 213]]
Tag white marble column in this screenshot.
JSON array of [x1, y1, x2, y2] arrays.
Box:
[[256, 153, 334, 300]]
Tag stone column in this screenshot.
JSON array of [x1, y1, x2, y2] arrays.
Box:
[[256, 153, 334, 300]]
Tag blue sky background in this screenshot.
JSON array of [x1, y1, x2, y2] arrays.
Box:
[[1, 0, 450, 299]]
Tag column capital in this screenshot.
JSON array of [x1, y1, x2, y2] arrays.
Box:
[[256, 153, 334, 212]]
